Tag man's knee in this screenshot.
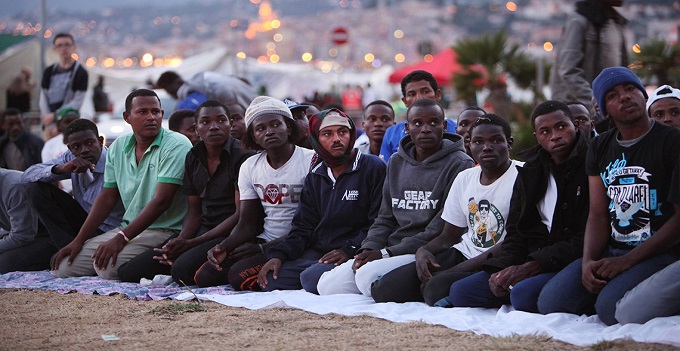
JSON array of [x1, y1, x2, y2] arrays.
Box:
[[317, 262, 360, 295], [95, 265, 120, 280], [52, 257, 94, 278], [300, 264, 332, 294]]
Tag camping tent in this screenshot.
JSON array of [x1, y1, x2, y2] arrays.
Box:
[[388, 48, 461, 86]]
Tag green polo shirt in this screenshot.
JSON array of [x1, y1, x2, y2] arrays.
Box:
[[104, 128, 191, 231]]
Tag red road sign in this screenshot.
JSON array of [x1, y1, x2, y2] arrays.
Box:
[[331, 27, 349, 46]]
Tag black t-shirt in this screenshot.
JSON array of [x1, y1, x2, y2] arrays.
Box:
[[182, 138, 255, 229], [586, 121, 680, 249]]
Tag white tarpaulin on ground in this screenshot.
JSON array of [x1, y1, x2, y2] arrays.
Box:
[[176, 289, 680, 348]]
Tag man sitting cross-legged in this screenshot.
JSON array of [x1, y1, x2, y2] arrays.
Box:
[[371, 114, 521, 305], [51, 89, 192, 279], [256, 109, 386, 294]]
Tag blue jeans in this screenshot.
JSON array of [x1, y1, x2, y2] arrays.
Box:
[[300, 262, 336, 294], [448, 270, 556, 312], [537, 247, 677, 325], [263, 249, 324, 292]]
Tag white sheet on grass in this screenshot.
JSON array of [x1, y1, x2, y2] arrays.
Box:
[[175, 290, 680, 347]]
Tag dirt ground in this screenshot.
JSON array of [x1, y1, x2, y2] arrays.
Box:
[[0, 289, 678, 351]]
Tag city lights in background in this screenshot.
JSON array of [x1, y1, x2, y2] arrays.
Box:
[[543, 41, 553, 52], [6, 0, 561, 72], [632, 44, 642, 54]]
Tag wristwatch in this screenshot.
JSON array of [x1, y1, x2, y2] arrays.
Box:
[[380, 248, 390, 259]]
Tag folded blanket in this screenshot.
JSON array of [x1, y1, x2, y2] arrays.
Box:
[[0, 270, 241, 301]]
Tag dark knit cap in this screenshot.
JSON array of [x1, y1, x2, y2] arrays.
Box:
[[592, 66, 648, 117]]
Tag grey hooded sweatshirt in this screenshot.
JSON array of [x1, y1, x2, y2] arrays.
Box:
[[360, 133, 474, 256]]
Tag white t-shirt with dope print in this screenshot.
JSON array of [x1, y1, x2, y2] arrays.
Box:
[[238, 146, 315, 242]]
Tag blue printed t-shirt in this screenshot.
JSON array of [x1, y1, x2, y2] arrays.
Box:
[[104, 128, 192, 231]]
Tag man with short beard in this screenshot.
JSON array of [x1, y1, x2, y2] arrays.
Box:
[[257, 109, 386, 293], [317, 98, 473, 297]]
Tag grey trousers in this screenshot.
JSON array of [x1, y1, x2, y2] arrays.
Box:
[[52, 227, 174, 280], [616, 259, 680, 324]]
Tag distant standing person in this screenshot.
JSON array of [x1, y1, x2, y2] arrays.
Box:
[[92, 76, 111, 113], [550, 0, 627, 131], [40, 33, 88, 137], [6, 67, 35, 112]]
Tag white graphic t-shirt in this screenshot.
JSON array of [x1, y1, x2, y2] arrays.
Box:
[[442, 160, 522, 259], [238, 146, 315, 242]]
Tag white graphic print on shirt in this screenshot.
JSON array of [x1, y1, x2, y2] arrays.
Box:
[[600, 153, 655, 246]]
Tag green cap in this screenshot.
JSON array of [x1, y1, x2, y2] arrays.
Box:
[[56, 106, 80, 121]]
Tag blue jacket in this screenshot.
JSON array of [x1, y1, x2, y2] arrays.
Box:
[[267, 151, 386, 262]]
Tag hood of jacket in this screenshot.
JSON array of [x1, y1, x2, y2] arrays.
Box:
[[397, 132, 466, 166]]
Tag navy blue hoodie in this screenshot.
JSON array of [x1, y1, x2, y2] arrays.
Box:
[[267, 150, 386, 261]]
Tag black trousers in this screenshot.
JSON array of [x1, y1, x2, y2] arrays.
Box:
[[26, 182, 89, 249], [370, 247, 473, 305], [0, 235, 56, 274]]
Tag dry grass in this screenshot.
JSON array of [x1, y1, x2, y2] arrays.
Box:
[[0, 289, 677, 351]]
